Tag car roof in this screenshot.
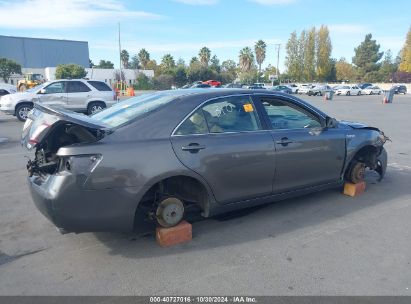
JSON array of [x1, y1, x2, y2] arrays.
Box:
[[109, 89, 329, 140]]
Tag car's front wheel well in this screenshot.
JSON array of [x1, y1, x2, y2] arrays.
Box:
[[136, 176, 209, 226], [345, 145, 380, 183]]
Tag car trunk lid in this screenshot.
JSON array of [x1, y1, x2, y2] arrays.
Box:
[[22, 103, 110, 150]]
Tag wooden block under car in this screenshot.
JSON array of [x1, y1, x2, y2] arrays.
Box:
[[156, 220, 192, 247], [343, 182, 366, 197]]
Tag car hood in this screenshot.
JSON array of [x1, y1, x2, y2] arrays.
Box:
[[22, 103, 110, 150], [339, 120, 379, 130], [7, 92, 36, 101]]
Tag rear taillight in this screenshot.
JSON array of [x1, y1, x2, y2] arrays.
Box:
[[59, 154, 102, 175], [28, 123, 50, 145]]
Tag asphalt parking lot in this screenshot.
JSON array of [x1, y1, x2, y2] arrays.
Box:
[[0, 93, 410, 296]]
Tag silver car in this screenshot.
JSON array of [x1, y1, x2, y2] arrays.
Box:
[[23, 89, 388, 233], [0, 79, 116, 121]]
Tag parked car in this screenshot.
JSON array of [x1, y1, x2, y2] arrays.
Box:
[[203, 80, 221, 87], [286, 84, 299, 94], [362, 86, 383, 95], [335, 85, 362, 96], [253, 83, 265, 88], [248, 85, 266, 90], [392, 85, 407, 94], [307, 85, 333, 96], [222, 83, 243, 88], [358, 83, 373, 90], [190, 83, 211, 88], [0, 79, 116, 121], [23, 89, 388, 233], [0, 83, 17, 97], [271, 85, 292, 94], [297, 84, 312, 94]]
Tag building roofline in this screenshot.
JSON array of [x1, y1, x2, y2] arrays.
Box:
[[0, 35, 88, 44]]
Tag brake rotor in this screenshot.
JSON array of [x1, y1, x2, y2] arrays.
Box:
[[156, 197, 185, 228], [351, 162, 366, 184]]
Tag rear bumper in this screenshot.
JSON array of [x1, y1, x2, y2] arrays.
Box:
[[28, 173, 145, 233]]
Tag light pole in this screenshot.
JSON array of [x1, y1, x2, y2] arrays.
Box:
[[274, 43, 281, 84]]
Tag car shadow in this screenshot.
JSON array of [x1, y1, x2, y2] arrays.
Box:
[[93, 166, 411, 258]]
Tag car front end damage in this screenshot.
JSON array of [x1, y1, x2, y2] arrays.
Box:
[[340, 120, 389, 182]]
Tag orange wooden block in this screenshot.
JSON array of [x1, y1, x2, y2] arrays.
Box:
[[343, 182, 366, 197], [156, 221, 192, 247]]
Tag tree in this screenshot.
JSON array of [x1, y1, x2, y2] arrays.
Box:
[[352, 33, 384, 78], [262, 64, 277, 83], [316, 25, 332, 81], [210, 55, 220, 73], [398, 26, 411, 72], [221, 60, 237, 73], [129, 55, 140, 69], [153, 74, 174, 90], [199, 47, 211, 67], [335, 57, 356, 82], [379, 50, 397, 82], [254, 40, 267, 74], [285, 31, 302, 81], [160, 54, 176, 70], [176, 58, 186, 67], [146, 59, 157, 71], [173, 66, 188, 87], [239, 47, 255, 72], [134, 73, 154, 90], [190, 57, 200, 67], [0, 58, 22, 83], [55, 64, 87, 79], [304, 27, 316, 82], [96, 60, 114, 69], [120, 49, 129, 69], [138, 49, 150, 70], [114, 70, 125, 81]]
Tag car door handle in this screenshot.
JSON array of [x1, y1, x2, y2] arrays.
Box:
[[181, 143, 206, 152], [275, 137, 293, 146]]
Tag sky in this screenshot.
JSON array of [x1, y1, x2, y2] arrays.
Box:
[[0, 0, 409, 71]]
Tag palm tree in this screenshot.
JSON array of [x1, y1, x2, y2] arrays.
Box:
[[254, 40, 267, 74], [239, 47, 255, 72], [198, 47, 211, 67], [138, 48, 150, 70], [161, 54, 176, 69], [120, 49, 129, 69]]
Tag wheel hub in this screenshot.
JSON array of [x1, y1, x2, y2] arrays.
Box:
[[156, 197, 184, 228]]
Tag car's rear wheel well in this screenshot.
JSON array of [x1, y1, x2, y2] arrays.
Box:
[[136, 176, 209, 225]]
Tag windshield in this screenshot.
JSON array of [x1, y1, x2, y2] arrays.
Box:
[[91, 91, 181, 128], [26, 82, 48, 93]]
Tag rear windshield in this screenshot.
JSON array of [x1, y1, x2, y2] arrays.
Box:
[[91, 92, 179, 128], [87, 81, 112, 91]]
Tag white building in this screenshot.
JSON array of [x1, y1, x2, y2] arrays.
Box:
[[7, 67, 154, 87]]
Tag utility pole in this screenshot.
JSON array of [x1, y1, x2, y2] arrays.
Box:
[[274, 43, 281, 84], [118, 23, 122, 77]]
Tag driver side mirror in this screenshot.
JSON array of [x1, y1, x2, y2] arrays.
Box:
[[38, 88, 46, 94], [325, 117, 338, 128]]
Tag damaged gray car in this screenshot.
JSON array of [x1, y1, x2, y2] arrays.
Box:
[[22, 89, 388, 233]]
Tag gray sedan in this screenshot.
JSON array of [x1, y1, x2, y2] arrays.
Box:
[[22, 89, 388, 233]]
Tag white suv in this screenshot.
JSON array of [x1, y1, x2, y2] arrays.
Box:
[[0, 79, 117, 121]]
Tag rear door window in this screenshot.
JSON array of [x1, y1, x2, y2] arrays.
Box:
[[67, 81, 91, 93], [88, 81, 112, 91], [202, 96, 261, 133], [175, 96, 262, 135]]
